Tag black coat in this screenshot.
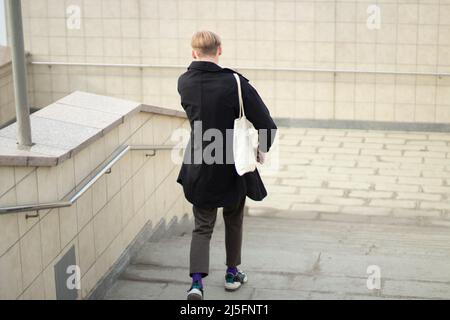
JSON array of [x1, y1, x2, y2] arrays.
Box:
[[177, 61, 277, 208]]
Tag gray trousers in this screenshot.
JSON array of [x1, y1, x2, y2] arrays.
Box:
[[189, 196, 246, 277]]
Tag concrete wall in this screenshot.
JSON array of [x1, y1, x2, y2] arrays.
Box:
[[18, 0, 450, 123], [0, 110, 190, 299], [28, 64, 180, 115], [0, 59, 15, 127], [0, 46, 35, 128], [0, 0, 6, 46]]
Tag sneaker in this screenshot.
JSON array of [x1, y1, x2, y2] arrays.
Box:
[[224, 270, 248, 291], [187, 281, 203, 300]]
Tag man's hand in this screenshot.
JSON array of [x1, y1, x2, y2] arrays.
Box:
[[257, 149, 266, 164]]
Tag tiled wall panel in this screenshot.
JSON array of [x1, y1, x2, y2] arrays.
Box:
[[20, 0, 450, 123], [0, 111, 189, 299]]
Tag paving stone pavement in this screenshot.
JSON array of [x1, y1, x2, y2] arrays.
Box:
[[104, 127, 450, 300], [249, 127, 450, 226]]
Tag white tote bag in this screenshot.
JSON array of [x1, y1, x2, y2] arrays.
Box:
[[233, 73, 258, 176]]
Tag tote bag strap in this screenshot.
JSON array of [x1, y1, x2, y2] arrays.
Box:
[[233, 73, 245, 119]]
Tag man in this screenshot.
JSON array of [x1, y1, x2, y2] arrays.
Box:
[[177, 31, 277, 300]]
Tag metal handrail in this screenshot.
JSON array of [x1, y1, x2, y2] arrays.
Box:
[[31, 61, 450, 77], [0, 144, 180, 215]]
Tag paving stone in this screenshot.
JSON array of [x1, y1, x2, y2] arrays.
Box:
[[301, 140, 341, 148], [396, 192, 442, 201], [328, 181, 372, 190], [420, 201, 450, 210], [265, 185, 297, 194], [362, 149, 403, 157], [424, 158, 450, 165], [422, 170, 450, 178], [365, 138, 404, 144], [407, 140, 446, 146], [356, 161, 401, 169], [335, 154, 378, 162], [312, 159, 356, 167], [281, 179, 323, 187], [343, 142, 384, 149], [320, 197, 365, 206], [426, 134, 450, 142], [298, 135, 323, 142], [351, 175, 396, 184], [386, 144, 426, 151], [423, 186, 450, 194], [387, 133, 427, 140], [299, 188, 344, 196], [348, 131, 386, 138], [279, 139, 300, 146], [288, 153, 334, 160], [331, 167, 376, 175], [318, 147, 360, 155], [340, 206, 391, 216], [398, 177, 443, 186], [370, 199, 416, 209], [325, 136, 363, 143], [286, 165, 330, 173], [404, 151, 446, 158], [375, 183, 420, 193], [380, 156, 422, 163], [307, 129, 345, 136], [305, 173, 350, 181], [349, 191, 393, 199], [426, 146, 450, 152], [392, 209, 441, 218], [378, 169, 421, 177], [291, 204, 340, 213]]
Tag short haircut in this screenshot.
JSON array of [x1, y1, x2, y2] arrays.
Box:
[[191, 31, 221, 56]]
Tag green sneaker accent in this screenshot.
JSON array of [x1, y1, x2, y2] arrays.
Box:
[[225, 273, 235, 283], [224, 270, 248, 291], [191, 281, 202, 290]]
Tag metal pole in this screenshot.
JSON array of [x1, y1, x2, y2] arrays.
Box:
[[5, 0, 32, 147]]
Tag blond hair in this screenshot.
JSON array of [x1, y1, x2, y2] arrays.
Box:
[[191, 31, 221, 57]]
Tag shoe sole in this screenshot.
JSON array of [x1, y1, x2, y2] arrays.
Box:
[[224, 274, 248, 292], [187, 288, 203, 300], [187, 293, 202, 300]]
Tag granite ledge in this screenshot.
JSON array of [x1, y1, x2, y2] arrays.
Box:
[[140, 104, 186, 119], [0, 91, 186, 167]]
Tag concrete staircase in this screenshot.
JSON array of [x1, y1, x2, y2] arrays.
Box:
[[103, 126, 450, 300], [104, 211, 450, 300]]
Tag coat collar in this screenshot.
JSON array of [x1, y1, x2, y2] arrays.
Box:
[[188, 60, 223, 72]]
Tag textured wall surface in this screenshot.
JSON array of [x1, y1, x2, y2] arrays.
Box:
[[0, 61, 15, 127], [18, 0, 450, 123], [0, 109, 190, 299], [0, 46, 35, 128]]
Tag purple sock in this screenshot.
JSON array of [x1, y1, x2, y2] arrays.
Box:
[[192, 273, 203, 287], [227, 267, 238, 275]]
